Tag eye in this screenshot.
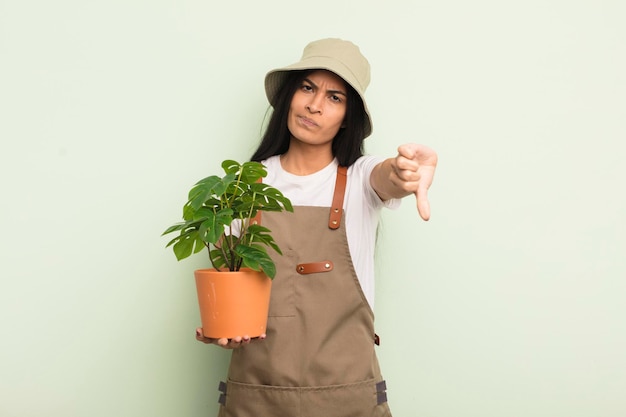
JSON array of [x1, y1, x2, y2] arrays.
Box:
[[330, 94, 343, 103], [301, 83, 313, 92]]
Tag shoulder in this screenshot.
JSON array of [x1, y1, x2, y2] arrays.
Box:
[[260, 155, 283, 185], [260, 155, 281, 173], [348, 155, 384, 176]]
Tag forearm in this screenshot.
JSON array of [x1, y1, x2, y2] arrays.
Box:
[[370, 158, 415, 201]]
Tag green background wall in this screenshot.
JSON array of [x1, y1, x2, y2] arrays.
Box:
[[1, 1, 624, 416]]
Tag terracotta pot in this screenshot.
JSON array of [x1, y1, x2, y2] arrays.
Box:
[[194, 268, 272, 339]]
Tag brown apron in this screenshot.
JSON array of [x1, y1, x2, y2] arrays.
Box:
[[217, 167, 392, 417]]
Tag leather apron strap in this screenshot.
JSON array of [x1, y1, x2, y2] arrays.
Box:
[[328, 165, 347, 229]]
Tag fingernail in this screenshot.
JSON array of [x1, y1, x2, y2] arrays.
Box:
[[195, 330, 200, 337]]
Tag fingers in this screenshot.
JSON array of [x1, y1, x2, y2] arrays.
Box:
[[195, 328, 266, 349], [392, 155, 420, 184], [398, 143, 438, 167], [397, 144, 418, 160], [219, 334, 267, 349], [195, 327, 211, 344]]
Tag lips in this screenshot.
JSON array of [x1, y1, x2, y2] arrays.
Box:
[[298, 116, 318, 128]]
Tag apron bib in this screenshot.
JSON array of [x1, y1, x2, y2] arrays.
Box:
[[217, 167, 392, 417]]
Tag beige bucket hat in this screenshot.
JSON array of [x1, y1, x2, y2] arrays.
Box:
[[264, 38, 373, 138]]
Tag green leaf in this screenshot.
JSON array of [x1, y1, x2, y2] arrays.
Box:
[[163, 220, 203, 245], [188, 175, 221, 211], [172, 232, 205, 261], [213, 173, 237, 198], [187, 173, 238, 212], [221, 160, 241, 175], [240, 161, 267, 183], [162, 222, 185, 236], [234, 244, 277, 279], [249, 183, 294, 212], [246, 224, 283, 255], [195, 207, 234, 245]]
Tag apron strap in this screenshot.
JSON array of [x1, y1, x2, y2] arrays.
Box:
[[328, 166, 348, 229]]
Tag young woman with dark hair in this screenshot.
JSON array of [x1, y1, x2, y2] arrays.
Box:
[[196, 38, 438, 417]]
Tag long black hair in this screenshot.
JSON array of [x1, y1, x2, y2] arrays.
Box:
[[250, 70, 367, 167]]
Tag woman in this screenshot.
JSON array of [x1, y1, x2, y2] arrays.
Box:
[[196, 38, 437, 417]]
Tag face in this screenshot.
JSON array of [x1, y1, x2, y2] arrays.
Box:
[[287, 70, 347, 148]]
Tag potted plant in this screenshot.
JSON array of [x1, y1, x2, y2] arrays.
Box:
[[162, 160, 293, 339]]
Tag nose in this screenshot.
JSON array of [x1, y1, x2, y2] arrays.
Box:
[[306, 92, 323, 114]]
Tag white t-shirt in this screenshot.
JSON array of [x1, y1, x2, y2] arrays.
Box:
[[262, 155, 400, 309]]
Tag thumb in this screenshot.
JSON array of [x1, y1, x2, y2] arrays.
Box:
[[415, 186, 431, 221]]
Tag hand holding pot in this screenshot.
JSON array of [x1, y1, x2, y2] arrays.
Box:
[[195, 327, 266, 349]]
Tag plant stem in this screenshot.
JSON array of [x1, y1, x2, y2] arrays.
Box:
[[219, 237, 231, 271], [207, 243, 220, 270], [226, 165, 244, 208]]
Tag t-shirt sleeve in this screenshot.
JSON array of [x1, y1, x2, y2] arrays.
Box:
[[352, 155, 401, 210]]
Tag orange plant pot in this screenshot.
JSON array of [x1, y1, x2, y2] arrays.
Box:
[[194, 268, 272, 339]]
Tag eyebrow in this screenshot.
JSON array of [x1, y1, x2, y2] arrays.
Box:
[[303, 77, 347, 97]]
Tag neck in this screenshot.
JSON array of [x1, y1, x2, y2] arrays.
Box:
[[280, 141, 334, 176]]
